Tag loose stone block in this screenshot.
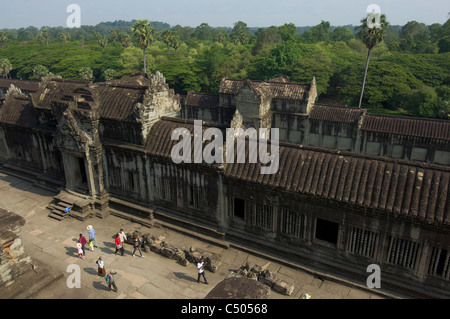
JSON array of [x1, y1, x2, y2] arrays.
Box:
[[273, 279, 295, 296]]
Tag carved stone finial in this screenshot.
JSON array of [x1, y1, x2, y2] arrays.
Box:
[[5, 84, 26, 98]]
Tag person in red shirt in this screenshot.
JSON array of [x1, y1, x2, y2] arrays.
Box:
[[78, 234, 87, 256], [115, 235, 124, 256]]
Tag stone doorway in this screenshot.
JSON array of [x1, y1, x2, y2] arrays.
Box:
[[63, 153, 90, 195]]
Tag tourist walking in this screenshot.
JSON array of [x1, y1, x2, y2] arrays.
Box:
[[132, 234, 144, 258], [115, 235, 124, 256], [77, 243, 85, 259], [96, 256, 106, 277], [105, 270, 118, 292], [197, 257, 208, 284], [87, 225, 98, 248], [117, 229, 127, 245], [78, 234, 87, 256], [88, 239, 94, 252]]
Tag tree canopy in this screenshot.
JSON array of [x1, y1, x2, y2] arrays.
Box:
[[0, 18, 448, 119]]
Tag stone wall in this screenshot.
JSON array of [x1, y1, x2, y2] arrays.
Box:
[[0, 209, 31, 287]]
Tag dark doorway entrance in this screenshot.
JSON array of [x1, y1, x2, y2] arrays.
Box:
[[79, 157, 87, 183], [75, 156, 89, 194], [234, 198, 245, 219]]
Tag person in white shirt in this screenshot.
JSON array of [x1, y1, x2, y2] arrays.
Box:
[[118, 229, 127, 244], [97, 256, 106, 277], [197, 257, 208, 284]]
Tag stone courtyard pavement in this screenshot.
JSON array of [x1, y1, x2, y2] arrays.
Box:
[[0, 171, 394, 300]]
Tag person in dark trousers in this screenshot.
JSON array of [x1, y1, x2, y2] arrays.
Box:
[[105, 270, 118, 292], [96, 256, 106, 277], [197, 257, 208, 284], [114, 235, 124, 256], [78, 234, 87, 256], [132, 234, 144, 258]]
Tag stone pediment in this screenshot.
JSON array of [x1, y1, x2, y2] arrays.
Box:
[[55, 108, 93, 152]]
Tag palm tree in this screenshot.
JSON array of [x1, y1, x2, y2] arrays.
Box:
[[109, 30, 118, 42], [79, 67, 93, 81], [0, 32, 8, 45], [0, 58, 12, 78], [121, 36, 131, 48], [31, 65, 52, 80], [59, 33, 67, 43], [41, 29, 50, 45], [171, 34, 181, 53], [216, 31, 226, 44], [356, 14, 388, 108], [99, 37, 108, 51], [161, 30, 173, 55], [103, 69, 116, 81], [132, 20, 154, 73]]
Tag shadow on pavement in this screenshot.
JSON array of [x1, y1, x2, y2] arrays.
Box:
[[65, 246, 78, 257], [174, 272, 198, 283], [93, 280, 110, 291], [83, 267, 98, 276]]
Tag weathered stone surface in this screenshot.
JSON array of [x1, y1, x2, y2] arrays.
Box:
[[0, 209, 25, 235], [185, 250, 203, 264], [0, 210, 31, 287], [259, 270, 276, 288], [273, 279, 295, 296], [160, 246, 184, 261], [184, 249, 221, 273], [149, 242, 162, 253], [205, 273, 270, 299], [179, 258, 190, 266]]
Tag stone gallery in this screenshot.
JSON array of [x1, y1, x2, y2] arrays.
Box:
[[0, 72, 449, 298]]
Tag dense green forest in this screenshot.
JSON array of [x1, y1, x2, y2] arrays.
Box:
[[0, 18, 449, 119]]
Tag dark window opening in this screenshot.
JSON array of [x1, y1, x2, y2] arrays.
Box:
[[315, 218, 339, 245], [127, 171, 135, 191], [436, 249, 448, 277], [79, 157, 87, 183], [234, 198, 245, 219]]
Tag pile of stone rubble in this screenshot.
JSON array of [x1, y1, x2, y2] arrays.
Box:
[[124, 230, 222, 272], [234, 261, 295, 296]]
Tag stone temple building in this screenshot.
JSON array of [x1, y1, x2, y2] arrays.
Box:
[[0, 73, 449, 298]]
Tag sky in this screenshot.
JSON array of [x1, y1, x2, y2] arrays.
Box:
[[1, 0, 449, 29]]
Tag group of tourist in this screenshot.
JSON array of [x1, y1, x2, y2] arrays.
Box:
[[76, 225, 98, 259], [74, 225, 128, 292], [113, 228, 145, 258], [74, 225, 208, 292]]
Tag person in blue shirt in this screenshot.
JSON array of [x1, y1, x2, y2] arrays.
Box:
[[87, 225, 98, 248]]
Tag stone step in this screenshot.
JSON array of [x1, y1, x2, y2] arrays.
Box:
[[48, 212, 65, 221], [57, 202, 73, 209]]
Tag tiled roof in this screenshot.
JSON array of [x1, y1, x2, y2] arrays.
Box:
[[310, 104, 365, 123], [0, 79, 40, 93], [145, 117, 224, 162], [31, 79, 89, 110], [224, 142, 450, 225], [185, 92, 219, 108], [219, 78, 310, 100], [96, 85, 146, 121], [30, 79, 147, 121], [361, 113, 450, 141], [0, 95, 38, 127]]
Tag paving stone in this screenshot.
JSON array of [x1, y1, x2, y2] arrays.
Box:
[[319, 281, 351, 297]]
